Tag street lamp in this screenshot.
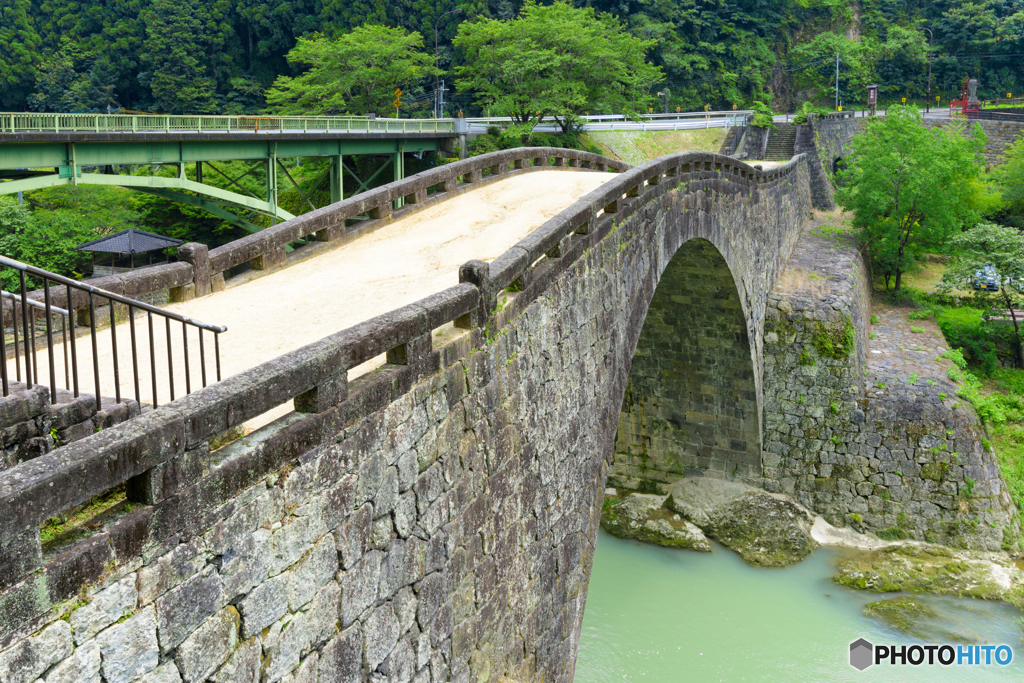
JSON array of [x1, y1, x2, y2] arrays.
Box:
[[919, 27, 933, 114], [434, 7, 463, 118]]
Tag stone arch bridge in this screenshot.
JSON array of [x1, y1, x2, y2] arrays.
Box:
[[0, 144, 1012, 682]]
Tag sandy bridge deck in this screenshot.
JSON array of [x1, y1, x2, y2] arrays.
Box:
[[11, 170, 611, 427]]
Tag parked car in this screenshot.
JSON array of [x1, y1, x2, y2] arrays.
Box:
[[972, 264, 1000, 291]]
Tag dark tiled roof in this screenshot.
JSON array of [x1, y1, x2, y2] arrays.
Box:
[[76, 229, 183, 254]]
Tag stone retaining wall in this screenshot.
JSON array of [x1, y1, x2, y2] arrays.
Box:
[[762, 230, 1017, 550], [923, 118, 1024, 166], [0, 151, 811, 682]]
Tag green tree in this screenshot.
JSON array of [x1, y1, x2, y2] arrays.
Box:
[[939, 222, 1024, 366], [264, 25, 439, 115], [836, 105, 986, 291], [990, 131, 1024, 226], [139, 0, 225, 113], [454, 2, 662, 130], [0, 199, 98, 290], [0, 0, 42, 109]]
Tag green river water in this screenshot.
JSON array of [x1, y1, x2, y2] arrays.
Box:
[[576, 530, 1023, 682]]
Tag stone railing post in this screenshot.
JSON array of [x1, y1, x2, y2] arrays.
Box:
[[458, 260, 492, 327], [176, 242, 211, 297], [251, 247, 287, 271], [294, 372, 348, 414], [126, 443, 209, 505]]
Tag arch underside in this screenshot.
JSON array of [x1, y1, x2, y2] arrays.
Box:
[[610, 237, 762, 492]]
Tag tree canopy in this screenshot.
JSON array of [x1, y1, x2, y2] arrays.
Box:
[[836, 105, 987, 291], [5, 0, 1024, 114], [453, 2, 662, 129], [265, 25, 439, 116]]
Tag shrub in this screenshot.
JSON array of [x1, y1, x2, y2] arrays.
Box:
[[936, 307, 1016, 375]]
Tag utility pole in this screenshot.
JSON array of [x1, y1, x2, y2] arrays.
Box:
[[919, 27, 934, 114], [434, 7, 463, 118], [835, 52, 840, 110]]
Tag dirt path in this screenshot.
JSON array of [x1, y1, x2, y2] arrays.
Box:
[[14, 170, 612, 426]]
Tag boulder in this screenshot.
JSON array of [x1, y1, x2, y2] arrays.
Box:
[[665, 477, 755, 527], [668, 478, 818, 567], [703, 491, 819, 567], [601, 494, 711, 552]]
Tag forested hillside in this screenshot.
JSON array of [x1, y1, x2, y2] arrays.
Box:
[[2, 0, 1023, 115]]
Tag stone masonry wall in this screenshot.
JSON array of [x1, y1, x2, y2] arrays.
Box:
[[0, 153, 811, 683], [762, 229, 1017, 550], [924, 118, 1024, 166]]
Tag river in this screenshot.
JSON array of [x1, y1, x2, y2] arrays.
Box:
[[576, 530, 1022, 681]]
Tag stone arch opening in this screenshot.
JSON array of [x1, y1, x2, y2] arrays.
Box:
[[832, 156, 846, 177], [610, 238, 761, 493]]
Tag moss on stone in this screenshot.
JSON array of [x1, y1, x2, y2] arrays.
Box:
[[834, 544, 1015, 601], [863, 596, 937, 637], [812, 316, 855, 359]]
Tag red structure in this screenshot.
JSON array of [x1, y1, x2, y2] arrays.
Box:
[[950, 78, 981, 118]]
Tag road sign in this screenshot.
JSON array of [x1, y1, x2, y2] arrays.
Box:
[[394, 88, 402, 97], [901, 97, 906, 103]]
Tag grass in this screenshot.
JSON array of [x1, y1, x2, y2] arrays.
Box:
[[885, 259, 974, 297], [587, 128, 727, 165]]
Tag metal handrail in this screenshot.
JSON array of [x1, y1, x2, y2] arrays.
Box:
[[0, 254, 226, 410], [0, 113, 456, 135], [1, 290, 69, 316]]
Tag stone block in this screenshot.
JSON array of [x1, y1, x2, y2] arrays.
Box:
[[155, 565, 224, 652], [96, 605, 159, 683], [280, 653, 317, 683], [174, 606, 240, 683], [220, 528, 273, 602], [341, 550, 382, 627], [318, 625, 362, 683], [251, 247, 287, 271], [287, 535, 337, 611], [239, 571, 289, 638], [127, 444, 209, 505], [212, 636, 260, 683], [363, 602, 400, 672], [71, 574, 139, 645], [335, 503, 373, 570], [137, 538, 207, 607], [137, 662, 182, 683], [0, 620, 72, 683], [43, 640, 101, 683], [0, 527, 41, 591]]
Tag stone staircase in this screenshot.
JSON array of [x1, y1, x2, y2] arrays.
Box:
[[763, 124, 796, 161]]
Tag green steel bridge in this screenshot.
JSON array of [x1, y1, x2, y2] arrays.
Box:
[[0, 113, 459, 232]]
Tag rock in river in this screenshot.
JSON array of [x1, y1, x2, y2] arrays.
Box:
[[668, 478, 819, 567], [601, 493, 711, 552]]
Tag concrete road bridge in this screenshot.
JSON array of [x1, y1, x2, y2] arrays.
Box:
[[0, 139, 1015, 683]]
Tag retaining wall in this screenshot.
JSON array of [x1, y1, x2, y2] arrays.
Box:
[[762, 230, 1017, 549]]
